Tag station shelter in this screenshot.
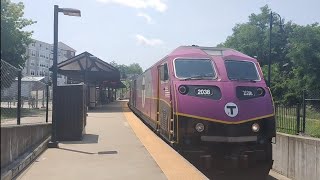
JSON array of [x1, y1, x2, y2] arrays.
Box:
[[54, 51, 125, 108]]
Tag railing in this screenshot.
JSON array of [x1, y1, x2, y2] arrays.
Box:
[[275, 104, 303, 135], [275, 91, 320, 138], [302, 90, 320, 138]]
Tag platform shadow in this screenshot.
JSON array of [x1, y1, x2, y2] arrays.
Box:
[[58, 147, 95, 155], [60, 134, 99, 144], [203, 174, 279, 180], [97, 150, 118, 155], [267, 175, 278, 180], [88, 106, 131, 113], [87, 101, 131, 113], [57, 148, 118, 155]]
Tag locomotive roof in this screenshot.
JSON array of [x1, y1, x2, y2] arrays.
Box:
[[144, 45, 256, 72], [170, 45, 255, 60], [179, 45, 230, 51]]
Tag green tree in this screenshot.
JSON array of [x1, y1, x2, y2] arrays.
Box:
[[219, 5, 320, 105], [286, 23, 320, 96], [110, 61, 129, 79], [109, 61, 143, 79], [1, 0, 35, 68], [221, 5, 290, 67], [127, 63, 143, 75], [263, 23, 320, 105], [109, 61, 143, 97]]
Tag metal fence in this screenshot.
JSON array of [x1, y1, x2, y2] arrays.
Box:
[[302, 90, 320, 137], [275, 104, 303, 135], [1, 60, 52, 125], [276, 90, 320, 138]]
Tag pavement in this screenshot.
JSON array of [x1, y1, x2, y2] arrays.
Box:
[[15, 100, 290, 180], [269, 170, 291, 180]]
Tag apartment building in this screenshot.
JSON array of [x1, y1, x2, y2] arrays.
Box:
[[22, 39, 76, 85]]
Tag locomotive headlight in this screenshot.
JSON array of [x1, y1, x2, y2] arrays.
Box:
[[195, 123, 205, 132], [256, 87, 265, 96], [178, 85, 188, 95], [252, 123, 260, 132]]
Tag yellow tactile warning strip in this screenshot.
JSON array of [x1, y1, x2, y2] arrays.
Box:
[[122, 102, 208, 180]]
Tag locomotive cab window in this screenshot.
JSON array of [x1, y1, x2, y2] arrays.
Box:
[[160, 63, 169, 81], [225, 60, 260, 81], [174, 59, 216, 80]]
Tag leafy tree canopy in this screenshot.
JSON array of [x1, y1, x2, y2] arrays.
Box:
[[219, 5, 320, 105], [1, 0, 35, 68], [109, 61, 143, 93], [110, 61, 143, 79]]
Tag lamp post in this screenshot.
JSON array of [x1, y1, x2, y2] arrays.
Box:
[[48, 5, 81, 148], [267, 11, 284, 87]]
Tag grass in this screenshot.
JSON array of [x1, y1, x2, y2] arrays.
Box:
[[305, 107, 320, 120], [1, 108, 17, 119], [276, 118, 320, 138], [276, 105, 320, 138], [305, 119, 320, 138], [1, 107, 46, 120]]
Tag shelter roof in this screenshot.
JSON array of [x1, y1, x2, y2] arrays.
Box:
[[18, 76, 45, 82], [103, 81, 126, 89], [54, 52, 120, 84], [13, 76, 46, 90]]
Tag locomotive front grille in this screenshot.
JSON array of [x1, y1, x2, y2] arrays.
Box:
[[201, 136, 257, 142], [178, 115, 276, 144]]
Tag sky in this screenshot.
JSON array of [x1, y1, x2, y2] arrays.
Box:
[[13, 0, 320, 70]]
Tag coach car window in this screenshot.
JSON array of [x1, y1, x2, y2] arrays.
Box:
[[225, 60, 259, 81], [174, 59, 216, 80]]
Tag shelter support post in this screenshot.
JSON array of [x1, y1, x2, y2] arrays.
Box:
[[36, 90, 38, 108]]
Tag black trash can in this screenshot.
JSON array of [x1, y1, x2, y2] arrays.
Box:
[[56, 84, 87, 141]]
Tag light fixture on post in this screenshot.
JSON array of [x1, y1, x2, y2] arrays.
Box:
[[267, 11, 284, 88], [48, 5, 81, 148]]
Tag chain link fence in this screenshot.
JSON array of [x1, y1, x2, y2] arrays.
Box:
[[19, 81, 52, 125], [1, 60, 52, 125], [1, 60, 19, 123]]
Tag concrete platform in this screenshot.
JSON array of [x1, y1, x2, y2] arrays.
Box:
[[15, 101, 206, 180], [15, 101, 289, 180]]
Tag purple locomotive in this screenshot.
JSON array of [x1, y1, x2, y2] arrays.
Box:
[[129, 45, 275, 177]]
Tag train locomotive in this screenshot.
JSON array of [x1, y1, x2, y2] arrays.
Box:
[[128, 46, 275, 178]]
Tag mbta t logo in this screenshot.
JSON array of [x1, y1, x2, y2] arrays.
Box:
[[224, 102, 239, 117]]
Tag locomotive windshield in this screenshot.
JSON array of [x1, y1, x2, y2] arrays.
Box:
[[174, 59, 216, 80], [225, 60, 260, 81]]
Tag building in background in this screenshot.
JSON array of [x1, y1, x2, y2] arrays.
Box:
[[22, 39, 76, 85]]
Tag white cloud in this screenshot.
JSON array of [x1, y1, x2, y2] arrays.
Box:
[[97, 0, 167, 12], [135, 34, 164, 46], [137, 12, 153, 24]]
